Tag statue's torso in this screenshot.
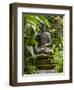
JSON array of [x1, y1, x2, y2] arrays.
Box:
[[36, 32, 50, 47]]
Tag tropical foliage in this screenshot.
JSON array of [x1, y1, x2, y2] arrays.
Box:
[[24, 14, 63, 74]]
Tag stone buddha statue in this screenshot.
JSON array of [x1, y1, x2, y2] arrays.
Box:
[[35, 24, 55, 70], [35, 23, 52, 55]]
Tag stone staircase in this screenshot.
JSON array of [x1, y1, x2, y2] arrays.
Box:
[[36, 52, 56, 70]]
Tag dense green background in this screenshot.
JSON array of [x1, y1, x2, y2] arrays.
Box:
[[23, 14, 63, 74]]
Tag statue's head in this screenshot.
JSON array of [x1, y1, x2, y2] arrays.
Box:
[[39, 23, 47, 32]]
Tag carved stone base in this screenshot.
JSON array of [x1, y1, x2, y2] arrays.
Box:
[[36, 53, 56, 70]]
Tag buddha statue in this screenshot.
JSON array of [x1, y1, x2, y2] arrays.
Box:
[[35, 23, 52, 55], [35, 23, 55, 70]]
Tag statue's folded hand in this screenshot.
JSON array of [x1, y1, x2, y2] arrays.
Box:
[[42, 43, 50, 47]]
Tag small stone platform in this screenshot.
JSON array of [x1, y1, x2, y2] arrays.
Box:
[[36, 69, 56, 74], [36, 52, 56, 71]]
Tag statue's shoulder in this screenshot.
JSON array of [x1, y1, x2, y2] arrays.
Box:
[[44, 32, 50, 36]]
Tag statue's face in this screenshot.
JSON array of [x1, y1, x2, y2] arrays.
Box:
[[39, 23, 45, 32], [39, 24, 48, 32]]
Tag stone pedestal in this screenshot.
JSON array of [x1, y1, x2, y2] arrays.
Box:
[[36, 52, 56, 70]]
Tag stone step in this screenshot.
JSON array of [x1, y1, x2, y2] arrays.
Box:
[[37, 56, 54, 60], [36, 64, 56, 70], [36, 70, 56, 74], [36, 58, 53, 61], [37, 54, 54, 59], [36, 59, 54, 65]]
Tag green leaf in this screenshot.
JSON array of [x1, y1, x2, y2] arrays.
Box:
[[26, 46, 35, 59], [39, 16, 50, 28]]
